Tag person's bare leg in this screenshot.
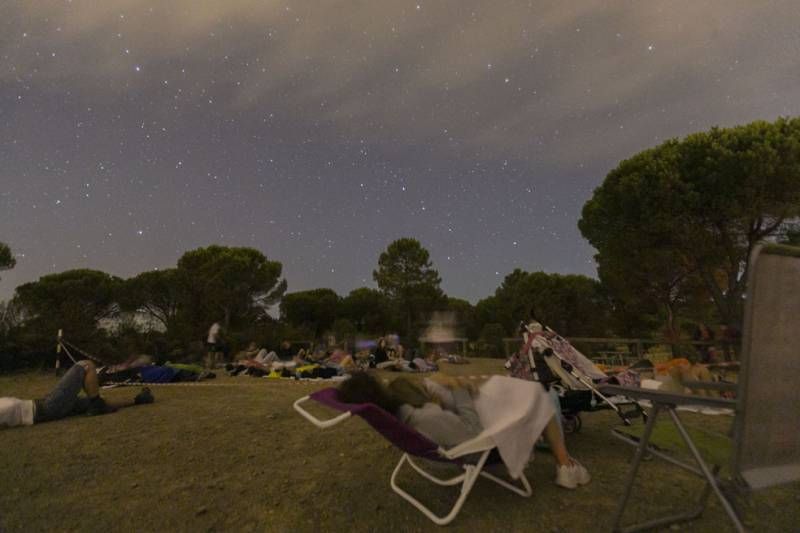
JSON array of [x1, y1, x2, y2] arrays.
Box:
[[77, 360, 147, 410], [543, 417, 571, 466], [106, 397, 136, 409], [76, 360, 100, 398], [548, 413, 591, 488]]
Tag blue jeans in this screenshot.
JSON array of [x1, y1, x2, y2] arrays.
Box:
[[34, 364, 91, 422]]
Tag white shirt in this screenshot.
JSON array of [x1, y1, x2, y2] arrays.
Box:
[[0, 397, 35, 428], [207, 323, 221, 343], [397, 385, 481, 449]]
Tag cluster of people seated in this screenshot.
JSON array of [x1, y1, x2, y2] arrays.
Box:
[[226, 340, 361, 379], [366, 337, 469, 372], [223, 335, 469, 380]]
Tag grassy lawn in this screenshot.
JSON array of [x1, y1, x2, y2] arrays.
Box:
[[1, 359, 798, 532]]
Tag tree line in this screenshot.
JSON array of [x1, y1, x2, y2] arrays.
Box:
[[1, 117, 798, 369]]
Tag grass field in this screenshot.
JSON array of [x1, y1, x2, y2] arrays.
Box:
[[1, 360, 798, 532]]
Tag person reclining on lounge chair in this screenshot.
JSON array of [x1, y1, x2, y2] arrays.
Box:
[[1, 360, 154, 428], [338, 372, 591, 489]]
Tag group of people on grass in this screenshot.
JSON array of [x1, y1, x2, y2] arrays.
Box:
[[219, 327, 469, 379], [4, 309, 751, 510], [1, 357, 591, 491], [5, 315, 739, 495], [225, 340, 360, 379]]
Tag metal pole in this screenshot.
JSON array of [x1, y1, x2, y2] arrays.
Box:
[[611, 404, 662, 532], [668, 409, 746, 533]]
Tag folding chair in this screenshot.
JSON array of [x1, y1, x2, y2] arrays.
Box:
[[599, 243, 800, 532], [293, 387, 532, 526]]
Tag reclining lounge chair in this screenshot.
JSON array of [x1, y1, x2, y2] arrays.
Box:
[[293, 387, 532, 526]]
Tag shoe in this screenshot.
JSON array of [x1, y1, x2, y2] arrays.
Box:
[[555, 459, 591, 489], [134, 387, 155, 405], [87, 396, 118, 416]]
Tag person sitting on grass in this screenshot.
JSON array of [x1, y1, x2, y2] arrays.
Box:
[[373, 344, 415, 372], [233, 342, 263, 362], [227, 342, 286, 377], [438, 353, 470, 364], [372, 337, 395, 369], [337, 372, 591, 489], [277, 340, 295, 361], [0, 360, 154, 429], [666, 356, 720, 397]]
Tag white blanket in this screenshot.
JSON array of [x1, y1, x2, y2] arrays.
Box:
[[473, 376, 556, 479]]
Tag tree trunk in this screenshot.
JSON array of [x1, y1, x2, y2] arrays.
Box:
[[223, 307, 231, 330], [406, 308, 412, 344]]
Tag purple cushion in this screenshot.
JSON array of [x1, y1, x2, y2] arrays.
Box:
[[310, 387, 453, 463]]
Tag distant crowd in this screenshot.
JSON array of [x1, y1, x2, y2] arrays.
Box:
[[205, 322, 469, 380]]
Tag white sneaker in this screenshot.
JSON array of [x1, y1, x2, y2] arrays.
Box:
[[555, 460, 591, 489]]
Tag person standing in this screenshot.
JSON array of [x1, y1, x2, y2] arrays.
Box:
[[205, 322, 227, 369]]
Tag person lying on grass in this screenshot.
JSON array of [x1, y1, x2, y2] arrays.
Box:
[[337, 372, 591, 489], [0, 360, 154, 429]]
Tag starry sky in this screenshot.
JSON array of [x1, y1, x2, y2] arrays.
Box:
[[1, 1, 799, 303]]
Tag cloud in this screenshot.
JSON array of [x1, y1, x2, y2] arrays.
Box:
[[2, 0, 798, 163]]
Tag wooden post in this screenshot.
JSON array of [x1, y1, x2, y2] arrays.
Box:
[[55, 329, 63, 374]]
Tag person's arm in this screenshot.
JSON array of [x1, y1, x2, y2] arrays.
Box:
[[426, 375, 478, 395], [399, 402, 481, 448], [422, 378, 456, 410], [450, 388, 481, 435]]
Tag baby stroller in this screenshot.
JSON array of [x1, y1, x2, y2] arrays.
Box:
[[506, 321, 645, 433]]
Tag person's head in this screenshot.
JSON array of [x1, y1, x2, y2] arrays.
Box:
[[281, 340, 291, 350], [247, 341, 258, 350], [707, 346, 719, 362], [337, 372, 402, 414], [377, 337, 386, 348], [527, 321, 543, 334]]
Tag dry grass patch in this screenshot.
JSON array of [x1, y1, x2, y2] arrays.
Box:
[[1, 361, 797, 532]]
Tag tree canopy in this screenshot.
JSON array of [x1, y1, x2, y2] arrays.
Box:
[[13, 269, 122, 346], [280, 288, 341, 337], [0, 242, 15, 280], [177, 245, 287, 331], [121, 268, 184, 331], [340, 287, 391, 334], [485, 270, 608, 337], [580, 117, 800, 331], [373, 238, 443, 337]]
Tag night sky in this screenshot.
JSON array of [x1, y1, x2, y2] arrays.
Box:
[[1, 1, 799, 303]]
